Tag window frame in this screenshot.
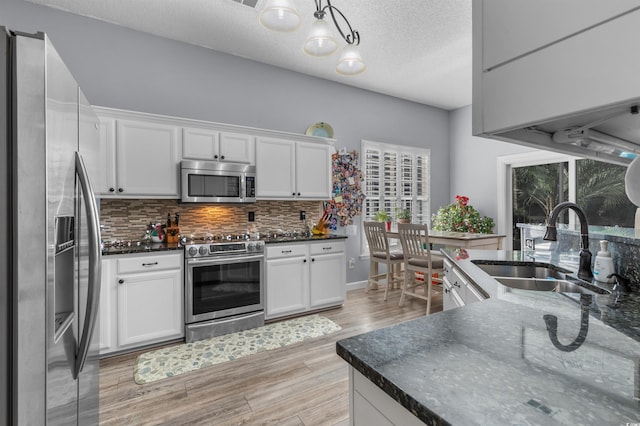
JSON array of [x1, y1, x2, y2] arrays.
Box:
[[360, 139, 431, 257]]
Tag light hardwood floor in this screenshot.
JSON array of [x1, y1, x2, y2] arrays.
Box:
[[99, 285, 443, 425]]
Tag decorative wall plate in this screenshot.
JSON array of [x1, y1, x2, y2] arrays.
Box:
[[306, 122, 334, 138]]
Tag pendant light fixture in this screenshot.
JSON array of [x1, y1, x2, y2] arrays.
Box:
[[260, 0, 365, 76], [259, 0, 301, 32], [336, 45, 366, 76]]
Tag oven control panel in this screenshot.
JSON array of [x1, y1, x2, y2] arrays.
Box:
[[185, 241, 264, 258]]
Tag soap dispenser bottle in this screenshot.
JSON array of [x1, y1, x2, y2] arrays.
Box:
[[593, 240, 615, 283]]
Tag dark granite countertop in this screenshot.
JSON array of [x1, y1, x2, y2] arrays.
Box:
[[336, 249, 640, 425], [101, 234, 348, 256], [261, 234, 348, 244]]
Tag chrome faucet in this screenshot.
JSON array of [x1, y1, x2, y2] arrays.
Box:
[[543, 202, 594, 281]]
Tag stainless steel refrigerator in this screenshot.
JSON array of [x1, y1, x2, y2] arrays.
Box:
[[0, 28, 102, 425]]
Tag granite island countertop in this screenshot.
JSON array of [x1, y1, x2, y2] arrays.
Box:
[[336, 249, 640, 425]]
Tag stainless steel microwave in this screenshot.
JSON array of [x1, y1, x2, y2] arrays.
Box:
[[181, 160, 256, 203]]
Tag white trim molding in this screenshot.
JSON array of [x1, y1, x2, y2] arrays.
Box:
[[497, 151, 578, 250]]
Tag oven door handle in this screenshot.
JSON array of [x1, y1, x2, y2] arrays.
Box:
[[186, 254, 264, 264]]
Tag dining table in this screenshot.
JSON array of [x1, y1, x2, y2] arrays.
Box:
[[386, 229, 506, 250]]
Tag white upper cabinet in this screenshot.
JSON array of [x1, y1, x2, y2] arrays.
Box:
[[95, 117, 117, 195], [256, 137, 332, 200], [256, 137, 297, 198], [182, 127, 219, 160], [94, 107, 333, 197], [219, 132, 256, 164], [474, 0, 640, 164], [115, 119, 181, 197], [182, 127, 255, 164], [96, 111, 181, 198], [295, 141, 332, 199], [482, 0, 640, 70]]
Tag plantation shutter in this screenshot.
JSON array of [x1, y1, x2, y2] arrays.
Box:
[[363, 146, 381, 221], [415, 153, 430, 224], [361, 140, 432, 255]]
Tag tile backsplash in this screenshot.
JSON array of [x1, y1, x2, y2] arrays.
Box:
[[100, 199, 324, 242]]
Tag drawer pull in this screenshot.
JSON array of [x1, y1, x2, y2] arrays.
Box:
[[118, 279, 124, 285], [142, 262, 158, 267], [322, 246, 332, 250], [453, 282, 461, 288], [282, 250, 292, 254]]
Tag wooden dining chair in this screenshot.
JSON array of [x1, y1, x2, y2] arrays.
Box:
[[363, 221, 404, 300], [397, 223, 444, 315]]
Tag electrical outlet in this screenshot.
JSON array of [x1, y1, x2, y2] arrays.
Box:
[[348, 258, 355, 269], [300, 210, 306, 221], [525, 238, 535, 250], [248, 211, 255, 222]]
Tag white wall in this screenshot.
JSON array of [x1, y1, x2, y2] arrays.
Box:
[[1, 0, 451, 284], [449, 105, 534, 225]]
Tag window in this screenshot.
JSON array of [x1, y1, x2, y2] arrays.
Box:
[[361, 140, 431, 254], [499, 152, 637, 250]]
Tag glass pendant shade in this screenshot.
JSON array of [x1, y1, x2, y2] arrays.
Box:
[[336, 45, 366, 75], [259, 0, 301, 32], [303, 19, 338, 56]]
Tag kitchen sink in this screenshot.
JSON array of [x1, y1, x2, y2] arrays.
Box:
[[493, 277, 609, 295], [471, 260, 611, 296], [471, 261, 571, 280]]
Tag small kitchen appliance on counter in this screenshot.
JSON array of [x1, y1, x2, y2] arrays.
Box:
[[183, 237, 265, 343]]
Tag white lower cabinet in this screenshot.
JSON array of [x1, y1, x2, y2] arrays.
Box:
[[265, 244, 309, 318], [350, 367, 425, 426], [99, 252, 184, 355], [99, 257, 117, 354], [442, 258, 486, 311], [265, 240, 346, 320], [309, 243, 347, 309]]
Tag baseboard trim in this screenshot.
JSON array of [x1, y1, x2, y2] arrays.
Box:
[[346, 280, 368, 291]]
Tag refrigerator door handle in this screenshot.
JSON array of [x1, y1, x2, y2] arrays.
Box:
[[74, 152, 102, 378]]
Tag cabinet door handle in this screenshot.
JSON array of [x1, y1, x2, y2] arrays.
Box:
[[303, 259, 307, 263], [444, 288, 450, 293], [118, 279, 124, 284], [453, 282, 461, 288], [109, 187, 115, 192], [292, 192, 296, 196], [142, 262, 158, 267], [220, 155, 225, 160], [311, 258, 315, 262], [118, 188, 124, 193], [297, 192, 301, 196], [214, 155, 219, 159]]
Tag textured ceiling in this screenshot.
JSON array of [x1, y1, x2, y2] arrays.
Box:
[[26, 0, 472, 110]]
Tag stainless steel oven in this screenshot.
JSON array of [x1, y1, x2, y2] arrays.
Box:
[[184, 239, 265, 342]]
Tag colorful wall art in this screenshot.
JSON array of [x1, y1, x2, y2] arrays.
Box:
[[324, 149, 365, 229]]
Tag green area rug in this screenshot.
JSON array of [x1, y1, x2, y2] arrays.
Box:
[[134, 314, 342, 384]]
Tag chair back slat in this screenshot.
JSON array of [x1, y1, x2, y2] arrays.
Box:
[[397, 223, 432, 261], [363, 221, 390, 255]]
